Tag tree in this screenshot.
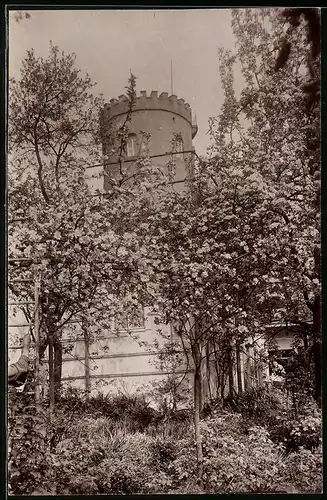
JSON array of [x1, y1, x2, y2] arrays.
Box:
[[275, 8, 320, 114], [128, 8, 321, 477], [274, 7, 321, 404], [131, 159, 291, 479], [8, 45, 167, 406], [208, 8, 321, 403]]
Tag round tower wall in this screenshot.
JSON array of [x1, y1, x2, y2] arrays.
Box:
[[101, 91, 196, 189], [107, 109, 193, 159], [104, 91, 192, 124]]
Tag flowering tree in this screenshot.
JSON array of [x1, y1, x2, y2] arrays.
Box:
[[130, 7, 321, 477], [274, 7, 321, 404], [208, 8, 321, 402], [8, 45, 168, 406], [134, 155, 300, 479]]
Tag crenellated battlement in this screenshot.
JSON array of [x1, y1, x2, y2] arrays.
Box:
[[104, 90, 193, 124]]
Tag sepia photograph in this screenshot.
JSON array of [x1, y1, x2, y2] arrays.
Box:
[[7, 7, 321, 495]]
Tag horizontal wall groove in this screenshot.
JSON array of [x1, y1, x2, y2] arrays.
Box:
[[61, 369, 193, 382], [62, 350, 166, 362]]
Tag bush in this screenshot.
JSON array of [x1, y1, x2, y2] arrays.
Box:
[[166, 438, 198, 489], [150, 437, 178, 466], [200, 410, 321, 493], [223, 385, 287, 423], [8, 392, 56, 495], [278, 445, 323, 493], [199, 412, 286, 492], [8, 390, 322, 494], [263, 397, 322, 452], [269, 412, 322, 451], [59, 390, 158, 431], [52, 419, 178, 494], [221, 387, 322, 453]]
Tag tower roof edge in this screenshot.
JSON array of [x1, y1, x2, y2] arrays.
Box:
[[104, 90, 193, 123]]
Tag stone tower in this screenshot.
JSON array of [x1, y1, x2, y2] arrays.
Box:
[[101, 90, 198, 190]]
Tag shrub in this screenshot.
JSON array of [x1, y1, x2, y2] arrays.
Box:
[[150, 437, 178, 466], [279, 445, 323, 493], [199, 412, 287, 493], [269, 413, 322, 451], [166, 438, 198, 489], [8, 392, 56, 495], [52, 419, 177, 494], [223, 385, 287, 423], [9, 391, 323, 495], [58, 391, 158, 432], [266, 397, 322, 451]]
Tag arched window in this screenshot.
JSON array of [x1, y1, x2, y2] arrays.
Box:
[[175, 137, 184, 159], [126, 134, 137, 157]]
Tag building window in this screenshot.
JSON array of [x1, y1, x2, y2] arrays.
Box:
[[268, 348, 293, 375], [115, 306, 145, 331], [126, 134, 137, 157], [176, 138, 184, 159], [172, 135, 184, 159]]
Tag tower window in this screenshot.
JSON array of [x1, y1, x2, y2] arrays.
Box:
[[175, 137, 184, 159], [126, 134, 137, 157]]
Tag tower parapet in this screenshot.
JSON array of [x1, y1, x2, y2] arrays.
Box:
[[103, 90, 194, 125]]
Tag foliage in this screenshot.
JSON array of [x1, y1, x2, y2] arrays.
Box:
[[8, 391, 55, 495], [8, 8, 321, 492], [282, 334, 316, 400], [200, 415, 284, 492], [223, 385, 287, 423], [149, 340, 192, 412], [221, 385, 322, 453], [279, 445, 322, 493], [269, 401, 322, 452], [58, 390, 158, 431], [8, 44, 171, 401], [169, 410, 322, 493], [121, 8, 321, 476], [52, 422, 176, 494], [8, 392, 322, 495], [199, 410, 321, 493], [212, 8, 321, 402], [150, 437, 178, 465]]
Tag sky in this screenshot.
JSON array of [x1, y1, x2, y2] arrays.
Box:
[[8, 8, 239, 155]]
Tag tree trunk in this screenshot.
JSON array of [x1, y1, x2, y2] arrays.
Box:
[[201, 343, 210, 406], [48, 335, 55, 414], [193, 362, 204, 484], [244, 345, 251, 391], [228, 347, 234, 397], [83, 327, 91, 399], [221, 368, 227, 399], [34, 278, 41, 406], [206, 341, 213, 401], [213, 343, 221, 398], [236, 345, 243, 394], [312, 294, 321, 407], [53, 334, 62, 399]]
